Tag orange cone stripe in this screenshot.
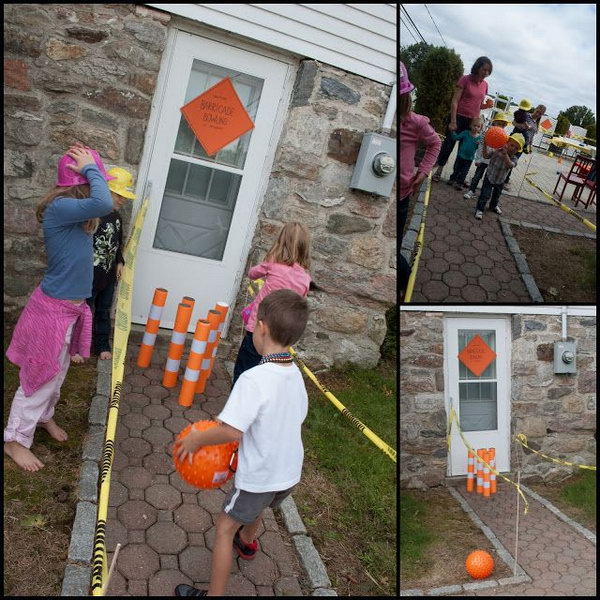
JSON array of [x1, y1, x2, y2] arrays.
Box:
[[483, 450, 490, 497], [195, 309, 224, 394], [476, 449, 484, 494], [163, 303, 193, 388], [467, 450, 474, 492], [137, 288, 168, 368], [489, 447, 496, 494], [195, 303, 229, 394], [179, 319, 211, 407]]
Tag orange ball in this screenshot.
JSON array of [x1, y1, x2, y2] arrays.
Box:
[[484, 126, 508, 149], [173, 420, 238, 489], [465, 550, 494, 579]]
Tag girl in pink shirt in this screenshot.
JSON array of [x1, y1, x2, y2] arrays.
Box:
[[232, 222, 311, 386], [399, 61, 441, 294]]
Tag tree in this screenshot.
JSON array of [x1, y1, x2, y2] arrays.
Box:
[[409, 46, 464, 134], [585, 123, 596, 146], [555, 113, 570, 136], [399, 42, 432, 79], [562, 105, 595, 129]]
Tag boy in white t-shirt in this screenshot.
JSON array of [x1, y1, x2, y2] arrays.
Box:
[[174, 289, 309, 597]]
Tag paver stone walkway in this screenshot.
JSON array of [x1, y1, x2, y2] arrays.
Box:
[[104, 335, 305, 596], [450, 479, 596, 596]]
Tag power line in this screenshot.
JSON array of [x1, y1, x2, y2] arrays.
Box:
[[424, 4, 447, 48], [400, 18, 419, 45], [400, 5, 427, 44]]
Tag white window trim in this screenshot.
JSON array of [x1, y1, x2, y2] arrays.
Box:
[[401, 305, 596, 317]]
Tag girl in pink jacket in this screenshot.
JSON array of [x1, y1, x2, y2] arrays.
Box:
[[399, 61, 441, 293], [233, 222, 311, 386]]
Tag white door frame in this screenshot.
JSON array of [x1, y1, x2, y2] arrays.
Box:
[[444, 315, 511, 476], [130, 24, 298, 336]]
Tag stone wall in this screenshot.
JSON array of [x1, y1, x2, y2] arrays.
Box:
[[400, 311, 596, 488], [5, 4, 396, 369]]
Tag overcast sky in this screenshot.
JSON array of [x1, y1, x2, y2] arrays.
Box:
[[400, 3, 596, 119]]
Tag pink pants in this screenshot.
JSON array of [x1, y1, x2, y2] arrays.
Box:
[[4, 322, 74, 448]]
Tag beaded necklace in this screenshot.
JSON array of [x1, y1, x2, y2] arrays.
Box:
[[259, 352, 293, 365]]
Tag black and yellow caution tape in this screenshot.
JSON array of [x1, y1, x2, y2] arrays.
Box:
[[524, 174, 596, 232], [404, 172, 432, 303], [515, 433, 597, 471], [91, 196, 148, 595], [248, 281, 396, 463], [447, 400, 529, 514]]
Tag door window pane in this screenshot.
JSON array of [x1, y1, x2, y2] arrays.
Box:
[[458, 329, 498, 431]]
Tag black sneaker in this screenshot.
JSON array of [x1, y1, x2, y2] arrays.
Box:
[[175, 584, 207, 596], [233, 526, 258, 560]]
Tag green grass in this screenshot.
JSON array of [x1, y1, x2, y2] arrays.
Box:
[[400, 490, 434, 568], [568, 246, 596, 291], [295, 362, 396, 595], [560, 469, 596, 521]]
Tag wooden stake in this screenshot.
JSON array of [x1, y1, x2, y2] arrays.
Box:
[[103, 543, 122, 595]]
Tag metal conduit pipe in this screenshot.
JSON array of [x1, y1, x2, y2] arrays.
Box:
[[381, 81, 396, 134]]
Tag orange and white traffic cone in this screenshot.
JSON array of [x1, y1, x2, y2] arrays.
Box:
[[467, 450, 475, 492], [178, 319, 211, 407], [476, 449, 484, 495], [483, 450, 491, 498], [162, 302, 193, 388], [137, 288, 168, 368], [194, 309, 222, 394], [489, 448, 496, 494], [195, 302, 229, 395]]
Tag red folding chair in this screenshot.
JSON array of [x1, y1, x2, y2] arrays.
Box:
[[572, 162, 597, 209], [553, 154, 595, 202]]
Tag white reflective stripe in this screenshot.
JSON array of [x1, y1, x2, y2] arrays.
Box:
[[148, 304, 163, 321], [224, 488, 241, 514], [201, 358, 211, 370], [477, 475, 482, 484], [484, 481, 490, 488], [468, 457, 474, 465], [467, 472, 474, 479], [165, 357, 180, 372], [171, 330, 186, 345], [483, 466, 489, 474], [208, 330, 217, 343], [191, 339, 207, 355], [142, 332, 157, 346], [217, 323, 224, 333], [184, 368, 200, 382]]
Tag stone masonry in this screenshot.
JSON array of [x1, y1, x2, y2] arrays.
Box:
[[400, 311, 596, 488], [4, 4, 396, 368]]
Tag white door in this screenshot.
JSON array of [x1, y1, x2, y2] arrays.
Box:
[[445, 317, 510, 476], [132, 30, 291, 333]]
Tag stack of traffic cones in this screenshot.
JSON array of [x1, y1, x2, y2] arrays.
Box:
[[467, 448, 496, 496]]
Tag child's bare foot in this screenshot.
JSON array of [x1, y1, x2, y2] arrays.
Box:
[[99, 351, 112, 360], [71, 353, 84, 363], [39, 419, 68, 442], [4, 441, 45, 471]]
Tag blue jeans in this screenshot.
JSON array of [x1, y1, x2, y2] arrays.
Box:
[[86, 278, 116, 354], [476, 175, 503, 213], [469, 163, 489, 192], [232, 331, 262, 388], [451, 156, 473, 185]]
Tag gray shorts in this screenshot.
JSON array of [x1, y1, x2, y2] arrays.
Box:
[[222, 485, 296, 524]]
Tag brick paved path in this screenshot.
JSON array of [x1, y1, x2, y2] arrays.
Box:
[[410, 178, 596, 303], [104, 338, 304, 596], [451, 480, 596, 596]]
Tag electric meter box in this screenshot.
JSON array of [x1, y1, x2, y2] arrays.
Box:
[[350, 132, 396, 198], [553, 341, 576, 374]]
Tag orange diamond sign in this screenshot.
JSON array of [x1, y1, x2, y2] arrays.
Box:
[[458, 334, 496, 376], [180, 77, 255, 157]]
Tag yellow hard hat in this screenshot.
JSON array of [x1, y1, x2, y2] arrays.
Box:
[[508, 133, 525, 152], [518, 99, 533, 111], [107, 167, 136, 200], [491, 112, 511, 126]]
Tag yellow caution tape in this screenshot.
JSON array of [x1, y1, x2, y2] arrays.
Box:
[[447, 401, 529, 514], [524, 175, 596, 232], [248, 282, 396, 463], [404, 172, 432, 302], [91, 196, 149, 595], [515, 433, 596, 471]]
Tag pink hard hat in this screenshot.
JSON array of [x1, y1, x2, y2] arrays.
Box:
[[56, 148, 117, 187], [400, 61, 415, 95]]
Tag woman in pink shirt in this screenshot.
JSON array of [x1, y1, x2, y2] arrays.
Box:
[[399, 61, 441, 294], [432, 57, 493, 182], [233, 222, 311, 386]]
